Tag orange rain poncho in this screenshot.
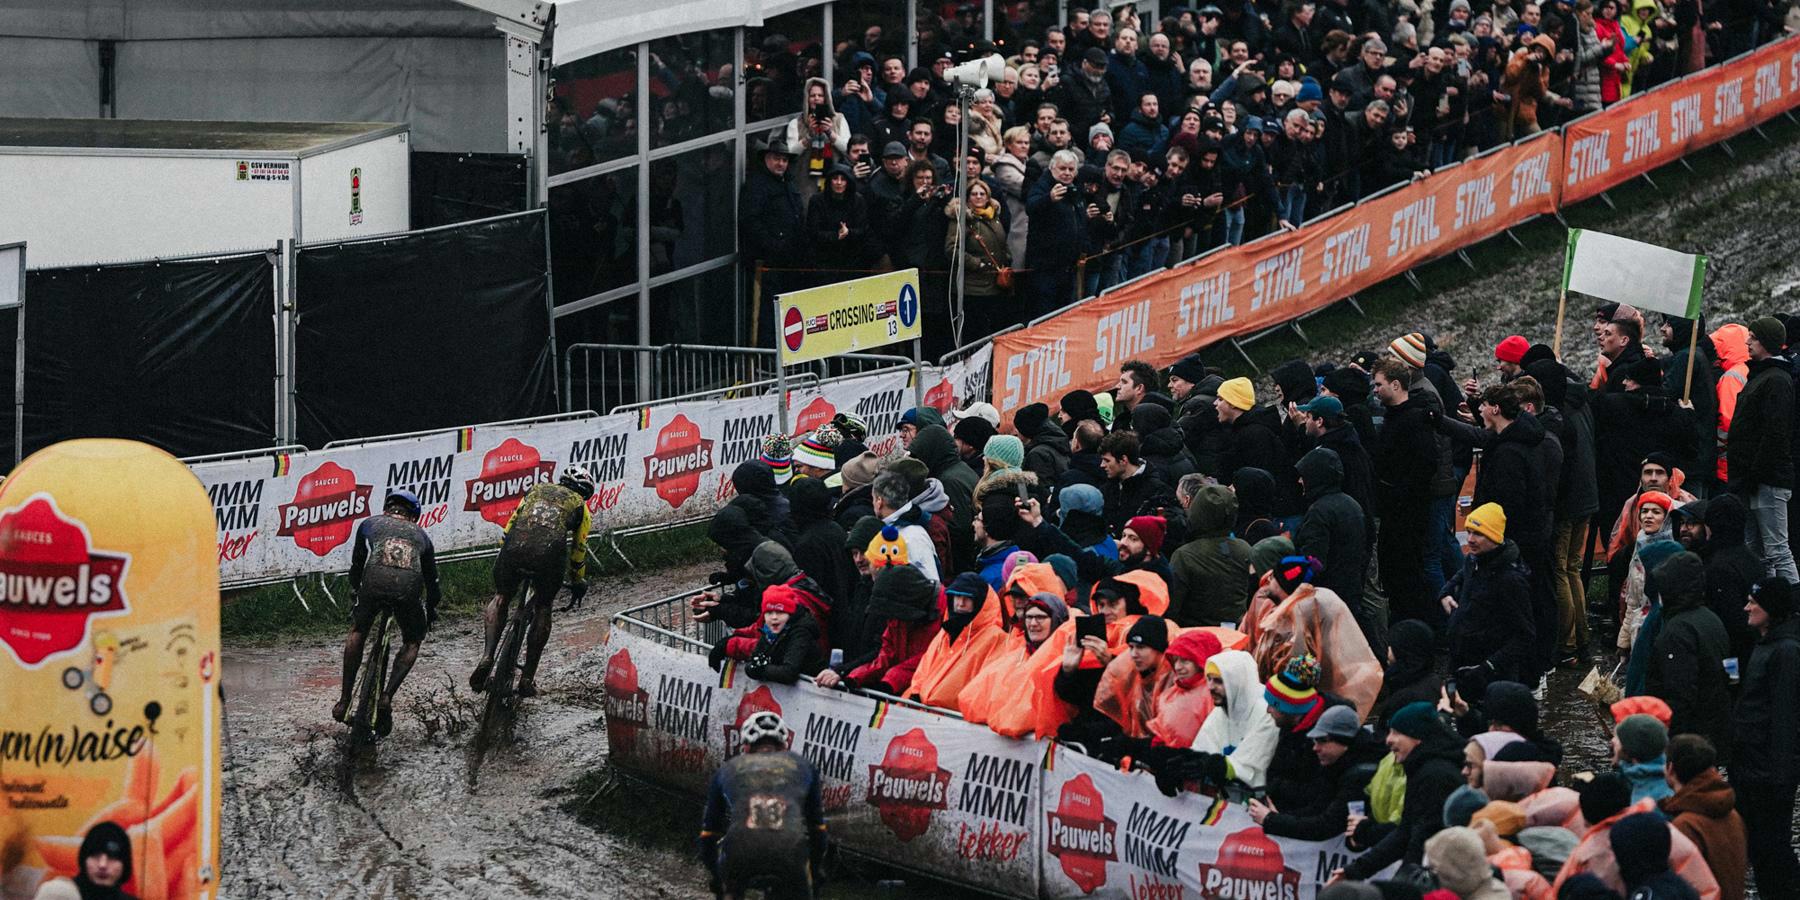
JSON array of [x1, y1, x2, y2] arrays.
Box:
[[1712, 324, 1750, 482], [1093, 623, 1244, 748], [1093, 618, 1183, 739], [907, 584, 1011, 711], [1242, 580, 1383, 720], [957, 563, 1068, 729]]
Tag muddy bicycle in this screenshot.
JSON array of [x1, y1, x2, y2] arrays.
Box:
[[471, 580, 553, 764], [346, 606, 395, 747]]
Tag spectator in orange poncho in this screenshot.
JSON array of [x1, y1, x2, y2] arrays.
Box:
[[957, 562, 1069, 729], [1469, 801, 1554, 900], [1711, 323, 1750, 483], [906, 572, 1012, 711], [1055, 574, 1163, 746], [1241, 555, 1384, 720], [1092, 620, 1225, 759], [1551, 772, 1722, 899]]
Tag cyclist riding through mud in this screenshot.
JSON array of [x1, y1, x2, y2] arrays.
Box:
[[469, 468, 593, 698], [334, 489, 441, 735], [699, 712, 828, 900]]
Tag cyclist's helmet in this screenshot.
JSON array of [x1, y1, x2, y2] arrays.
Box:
[[559, 467, 596, 500], [738, 711, 792, 749], [385, 489, 422, 518]]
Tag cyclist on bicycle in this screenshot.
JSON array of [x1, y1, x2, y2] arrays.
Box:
[[334, 489, 441, 735], [699, 712, 828, 900], [469, 467, 593, 698]]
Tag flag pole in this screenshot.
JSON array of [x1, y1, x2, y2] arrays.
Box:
[[1682, 322, 1699, 402], [1552, 287, 1568, 358]]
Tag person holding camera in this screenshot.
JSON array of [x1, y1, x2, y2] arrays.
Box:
[[782, 78, 850, 203], [945, 178, 1014, 341], [1024, 148, 1086, 316]]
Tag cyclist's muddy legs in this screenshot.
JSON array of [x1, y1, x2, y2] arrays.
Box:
[[381, 640, 421, 708], [521, 600, 552, 684], [479, 592, 506, 663], [336, 629, 366, 717]]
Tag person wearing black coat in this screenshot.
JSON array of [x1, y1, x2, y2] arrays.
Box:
[[1660, 315, 1719, 491], [1442, 507, 1537, 684], [707, 601, 826, 685], [1592, 356, 1699, 536], [1645, 551, 1733, 758], [1293, 447, 1369, 619], [1729, 578, 1800, 898], [1015, 402, 1072, 485], [738, 139, 804, 313], [1024, 152, 1086, 316], [1343, 703, 1467, 879], [1231, 467, 1280, 543], [1372, 363, 1443, 627], [1527, 359, 1601, 662], [1175, 372, 1231, 477], [804, 164, 872, 272], [1217, 401, 1294, 515], [1132, 403, 1197, 488], [1098, 431, 1179, 536], [787, 478, 856, 611], [1258, 714, 1387, 841], [1372, 619, 1442, 728], [1726, 318, 1796, 581], [1304, 402, 1375, 542], [1698, 493, 1762, 667]]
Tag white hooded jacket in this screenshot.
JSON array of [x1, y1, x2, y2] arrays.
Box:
[[1190, 649, 1281, 789]]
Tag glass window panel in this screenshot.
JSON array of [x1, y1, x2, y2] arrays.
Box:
[[649, 265, 739, 346], [999, 0, 1063, 57], [921, 1, 986, 59], [646, 143, 736, 277], [548, 166, 639, 305], [649, 29, 736, 148], [745, 8, 825, 123], [549, 46, 639, 174], [556, 299, 643, 413]]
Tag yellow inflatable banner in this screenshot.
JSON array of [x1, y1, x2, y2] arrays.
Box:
[[0, 440, 221, 900]]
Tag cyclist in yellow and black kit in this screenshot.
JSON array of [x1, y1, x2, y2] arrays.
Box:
[[469, 468, 593, 698]]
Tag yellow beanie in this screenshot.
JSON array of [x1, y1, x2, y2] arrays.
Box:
[[1218, 377, 1256, 411], [1466, 502, 1506, 544]]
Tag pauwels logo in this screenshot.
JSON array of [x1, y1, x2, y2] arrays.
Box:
[[794, 397, 837, 435], [1046, 773, 1119, 893], [276, 461, 372, 557], [603, 647, 651, 758], [464, 437, 556, 528], [725, 686, 784, 759], [865, 727, 953, 842], [643, 414, 714, 509], [1196, 828, 1301, 900], [0, 494, 131, 668]]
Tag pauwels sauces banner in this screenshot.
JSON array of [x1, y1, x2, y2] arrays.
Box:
[[0, 439, 222, 900], [990, 133, 1563, 414], [1039, 747, 1375, 899], [1564, 32, 1800, 203]]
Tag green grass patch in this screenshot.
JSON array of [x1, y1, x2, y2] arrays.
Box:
[[221, 522, 715, 641]]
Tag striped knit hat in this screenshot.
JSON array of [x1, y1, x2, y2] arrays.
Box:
[[1389, 332, 1429, 368], [1264, 653, 1323, 716], [760, 433, 795, 484], [792, 426, 842, 472]]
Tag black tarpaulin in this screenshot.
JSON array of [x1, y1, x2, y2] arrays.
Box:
[[293, 210, 553, 447], [22, 252, 276, 458], [410, 151, 529, 229]]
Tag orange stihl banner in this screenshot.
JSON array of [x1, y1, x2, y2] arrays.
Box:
[[1564, 36, 1800, 203], [993, 133, 1561, 411]]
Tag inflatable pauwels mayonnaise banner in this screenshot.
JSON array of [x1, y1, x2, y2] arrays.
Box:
[[0, 440, 222, 899]]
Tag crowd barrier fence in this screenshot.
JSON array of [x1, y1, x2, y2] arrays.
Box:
[[605, 594, 1383, 900]]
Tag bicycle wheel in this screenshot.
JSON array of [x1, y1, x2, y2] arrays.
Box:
[[477, 584, 532, 749], [350, 612, 391, 746]]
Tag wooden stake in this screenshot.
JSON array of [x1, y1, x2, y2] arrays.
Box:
[[1683, 316, 1700, 402], [1552, 287, 1568, 358]]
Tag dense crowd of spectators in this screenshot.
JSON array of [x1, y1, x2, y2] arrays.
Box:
[[690, 302, 1800, 897], [730, 0, 1792, 353]]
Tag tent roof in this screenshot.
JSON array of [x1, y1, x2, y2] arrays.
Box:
[[0, 0, 496, 41], [548, 0, 830, 67], [0, 118, 403, 153]]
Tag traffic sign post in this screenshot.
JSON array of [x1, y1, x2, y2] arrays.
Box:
[[772, 269, 925, 436]]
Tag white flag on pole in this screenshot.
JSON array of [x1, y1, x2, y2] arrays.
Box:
[[1562, 229, 1707, 319]]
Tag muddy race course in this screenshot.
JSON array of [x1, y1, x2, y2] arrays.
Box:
[[220, 562, 715, 899], [218, 127, 1800, 899]]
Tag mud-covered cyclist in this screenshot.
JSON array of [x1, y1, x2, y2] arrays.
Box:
[[699, 712, 828, 900], [468, 468, 593, 698], [334, 489, 441, 736]]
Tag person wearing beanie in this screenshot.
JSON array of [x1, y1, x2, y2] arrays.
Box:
[[1261, 653, 1342, 811], [953, 415, 998, 466], [1730, 576, 1800, 897], [1119, 514, 1171, 580], [1555, 771, 1722, 899], [791, 428, 842, 479], [1644, 550, 1732, 759], [1425, 826, 1510, 899], [1494, 335, 1531, 377], [1390, 331, 1430, 369], [1254, 703, 1387, 841], [1168, 354, 1210, 393], [1094, 391, 1116, 428], [1610, 813, 1702, 900], [1620, 492, 1678, 651], [1343, 700, 1467, 880], [1293, 445, 1369, 625], [1013, 401, 1072, 485], [1217, 376, 1256, 413], [71, 821, 134, 900], [1725, 315, 1797, 583], [905, 571, 1011, 712], [760, 433, 796, 485], [706, 583, 826, 684], [1659, 735, 1748, 900], [1058, 389, 1103, 430], [1213, 377, 1295, 519], [818, 564, 942, 695], [1127, 628, 1224, 750], [1611, 713, 1673, 803], [1442, 502, 1536, 685], [980, 432, 1025, 475], [829, 450, 883, 527], [897, 405, 946, 448]]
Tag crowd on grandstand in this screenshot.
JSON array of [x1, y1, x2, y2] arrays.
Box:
[[693, 305, 1800, 897], [714, 0, 1793, 353]]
